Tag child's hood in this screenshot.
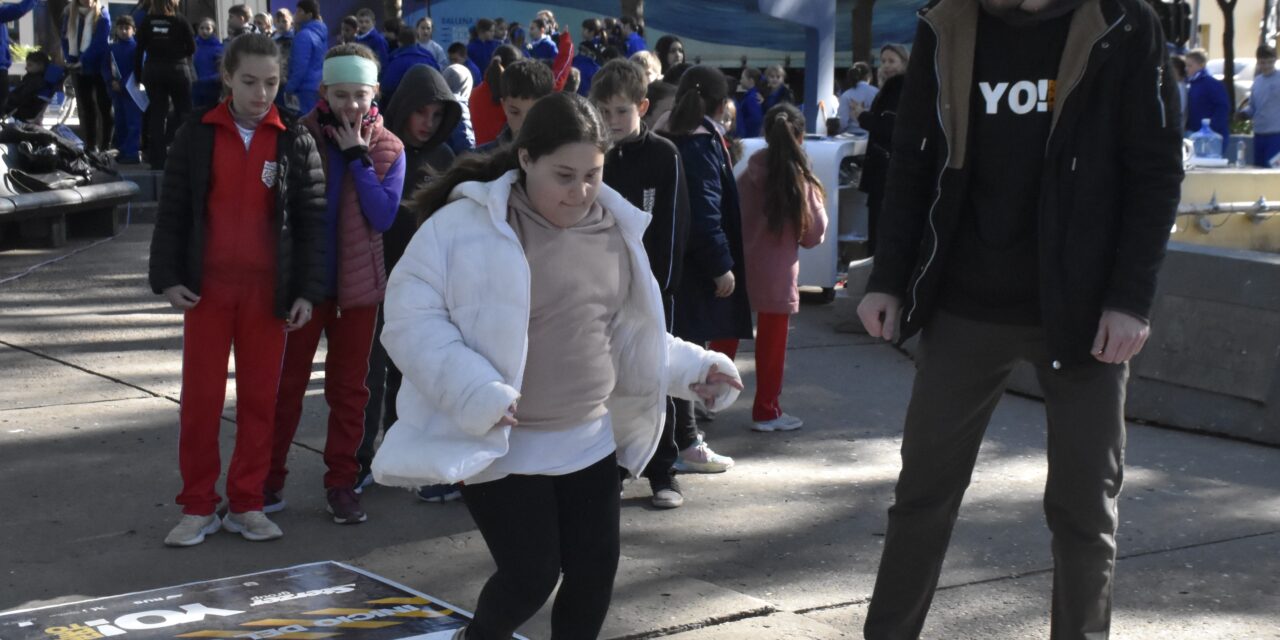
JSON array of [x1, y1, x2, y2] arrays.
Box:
[[383, 64, 462, 153]]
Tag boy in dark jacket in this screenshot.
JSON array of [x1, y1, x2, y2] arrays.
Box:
[[357, 63, 463, 502], [475, 59, 553, 153], [855, 0, 1184, 637], [379, 27, 438, 105], [4, 50, 63, 123], [591, 59, 692, 508], [104, 17, 142, 163]]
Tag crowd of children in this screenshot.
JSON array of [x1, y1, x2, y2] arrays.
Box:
[[129, 5, 916, 636]]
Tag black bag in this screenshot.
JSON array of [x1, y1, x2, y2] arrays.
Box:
[[5, 168, 83, 193]]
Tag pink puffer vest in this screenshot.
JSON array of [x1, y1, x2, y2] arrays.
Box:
[[303, 111, 405, 308]]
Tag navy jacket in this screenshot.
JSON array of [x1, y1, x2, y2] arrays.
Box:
[[355, 28, 390, 67], [1186, 68, 1231, 155], [666, 118, 753, 342], [466, 39, 500, 75]]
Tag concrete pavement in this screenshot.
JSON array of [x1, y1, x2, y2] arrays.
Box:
[[1, 221, 1278, 639]]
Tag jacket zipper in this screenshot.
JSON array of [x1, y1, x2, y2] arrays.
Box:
[[906, 16, 952, 325], [1155, 65, 1168, 129], [1045, 12, 1126, 156]]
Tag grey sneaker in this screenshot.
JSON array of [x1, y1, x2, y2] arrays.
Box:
[[650, 475, 685, 509], [222, 510, 283, 541], [752, 413, 804, 432], [164, 513, 221, 547], [263, 490, 287, 514]]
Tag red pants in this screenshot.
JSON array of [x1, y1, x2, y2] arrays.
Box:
[[751, 313, 790, 422], [177, 277, 286, 516], [267, 301, 377, 493], [708, 339, 740, 361]]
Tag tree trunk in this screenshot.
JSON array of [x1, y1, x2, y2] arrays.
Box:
[[851, 0, 876, 64], [622, 0, 644, 28], [1219, 0, 1238, 114]]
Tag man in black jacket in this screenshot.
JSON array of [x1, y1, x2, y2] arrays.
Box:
[[592, 59, 693, 508], [855, 0, 1183, 637]]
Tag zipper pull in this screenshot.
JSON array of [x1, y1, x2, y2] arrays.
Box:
[[337, 306, 343, 319]]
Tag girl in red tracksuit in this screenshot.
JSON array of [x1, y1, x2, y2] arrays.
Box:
[[736, 103, 828, 433], [148, 33, 327, 547], [266, 43, 406, 525]]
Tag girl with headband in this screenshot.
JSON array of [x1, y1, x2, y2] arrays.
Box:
[[266, 43, 406, 526], [150, 34, 327, 546]]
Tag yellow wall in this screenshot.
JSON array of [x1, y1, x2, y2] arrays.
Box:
[[1194, 0, 1269, 58], [1174, 169, 1280, 253]]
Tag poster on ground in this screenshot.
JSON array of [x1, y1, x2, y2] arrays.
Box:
[[0, 562, 520, 640]]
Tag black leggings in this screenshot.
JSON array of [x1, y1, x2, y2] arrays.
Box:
[[460, 453, 621, 640], [74, 72, 113, 152], [144, 62, 192, 170]]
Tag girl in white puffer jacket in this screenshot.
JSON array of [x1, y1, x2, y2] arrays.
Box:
[[372, 92, 743, 640]]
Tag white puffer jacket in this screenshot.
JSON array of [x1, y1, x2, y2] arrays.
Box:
[[372, 170, 741, 486]]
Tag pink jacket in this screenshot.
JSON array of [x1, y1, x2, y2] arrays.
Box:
[[737, 150, 828, 315]]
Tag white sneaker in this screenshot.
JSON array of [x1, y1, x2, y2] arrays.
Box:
[[164, 513, 221, 547], [752, 413, 804, 432], [673, 440, 735, 473], [222, 511, 284, 541]]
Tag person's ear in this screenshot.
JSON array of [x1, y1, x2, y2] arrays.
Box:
[[637, 98, 650, 119], [518, 148, 532, 172]]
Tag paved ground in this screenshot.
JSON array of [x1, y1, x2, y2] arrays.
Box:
[[1, 222, 1278, 639]]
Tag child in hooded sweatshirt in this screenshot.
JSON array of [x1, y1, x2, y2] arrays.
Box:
[[737, 104, 828, 432], [267, 43, 406, 525], [443, 63, 476, 153], [148, 34, 326, 547], [591, 59, 693, 509], [357, 63, 463, 503], [192, 18, 225, 109], [371, 91, 742, 640]]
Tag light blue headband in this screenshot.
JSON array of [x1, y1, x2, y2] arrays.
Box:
[[323, 56, 379, 86]]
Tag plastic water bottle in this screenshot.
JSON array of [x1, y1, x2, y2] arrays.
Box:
[[1236, 139, 1249, 167], [1191, 118, 1223, 159]]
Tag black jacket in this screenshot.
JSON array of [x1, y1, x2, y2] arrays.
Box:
[[666, 118, 753, 342], [866, 0, 1184, 366], [148, 106, 328, 318], [382, 65, 462, 272], [603, 123, 691, 328]]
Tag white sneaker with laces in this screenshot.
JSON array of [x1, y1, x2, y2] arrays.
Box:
[[222, 510, 284, 541], [673, 440, 735, 473], [752, 413, 804, 432], [164, 513, 221, 547]]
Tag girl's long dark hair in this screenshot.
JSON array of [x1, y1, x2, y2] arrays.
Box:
[[483, 44, 521, 105], [653, 35, 682, 73], [763, 103, 822, 241], [412, 92, 611, 225], [663, 65, 727, 137]]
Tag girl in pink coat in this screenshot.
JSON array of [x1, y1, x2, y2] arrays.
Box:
[[737, 103, 828, 432]]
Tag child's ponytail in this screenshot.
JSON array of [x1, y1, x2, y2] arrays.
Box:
[[763, 103, 822, 241], [484, 44, 522, 105], [664, 65, 728, 136]]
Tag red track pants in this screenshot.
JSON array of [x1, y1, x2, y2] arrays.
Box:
[[176, 277, 286, 516], [750, 313, 790, 422], [267, 300, 377, 493]]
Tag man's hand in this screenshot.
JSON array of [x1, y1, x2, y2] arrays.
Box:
[[857, 292, 901, 342], [497, 403, 518, 428], [690, 364, 744, 410], [713, 270, 736, 298], [163, 285, 200, 310], [285, 298, 313, 332], [1091, 310, 1151, 364]]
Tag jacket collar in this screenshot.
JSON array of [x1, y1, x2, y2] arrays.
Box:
[[921, 0, 1123, 169], [202, 99, 287, 132], [452, 170, 652, 243]]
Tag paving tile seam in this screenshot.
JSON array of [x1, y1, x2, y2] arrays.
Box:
[[788, 528, 1280, 617], [0, 337, 327, 458], [0, 394, 155, 413], [607, 605, 778, 640]]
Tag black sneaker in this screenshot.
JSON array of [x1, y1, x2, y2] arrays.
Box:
[[326, 487, 368, 524], [649, 475, 684, 509], [415, 483, 462, 503]]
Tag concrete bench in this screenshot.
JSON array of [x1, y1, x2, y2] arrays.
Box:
[[0, 143, 140, 248]]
